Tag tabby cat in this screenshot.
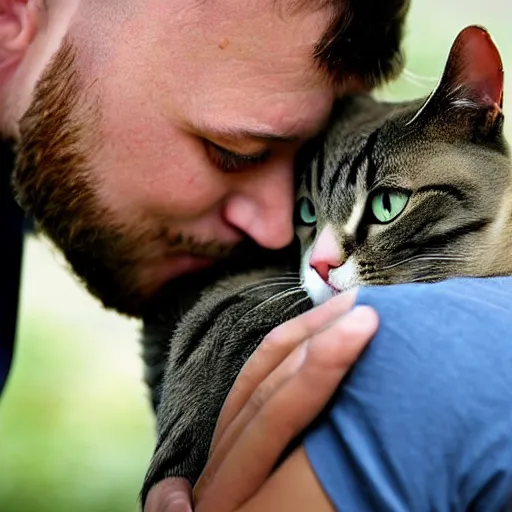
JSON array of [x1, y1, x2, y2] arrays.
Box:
[[140, 25, 512, 503]]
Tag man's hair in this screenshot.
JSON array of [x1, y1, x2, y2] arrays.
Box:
[[308, 0, 411, 89]]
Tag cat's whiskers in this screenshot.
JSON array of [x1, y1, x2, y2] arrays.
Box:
[[240, 276, 300, 295], [239, 273, 300, 290], [240, 280, 302, 295], [402, 68, 439, 85], [381, 254, 466, 271], [249, 286, 305, 311], [281, 295, 313, 317], [360, 255, 465, 283], [233, 286, 306, 329]]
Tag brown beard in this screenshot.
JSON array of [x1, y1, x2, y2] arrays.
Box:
[[12, 39, 235, 317]]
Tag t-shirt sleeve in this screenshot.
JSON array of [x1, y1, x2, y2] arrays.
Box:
[[303, 277, 512, 512]]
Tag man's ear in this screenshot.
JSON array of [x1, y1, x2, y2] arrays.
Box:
[[0, 0, 40, 71]]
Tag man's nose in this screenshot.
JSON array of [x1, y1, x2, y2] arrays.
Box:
[[222, 165, 295, 249]]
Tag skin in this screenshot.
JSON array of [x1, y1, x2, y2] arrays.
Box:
[[1, 0, 376, 509], [3, 0, 346, 316]]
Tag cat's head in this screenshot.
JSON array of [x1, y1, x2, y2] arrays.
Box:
[[296, 25, 511, 305]]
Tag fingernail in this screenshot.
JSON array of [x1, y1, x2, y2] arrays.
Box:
[[340, 305, 378, 329]]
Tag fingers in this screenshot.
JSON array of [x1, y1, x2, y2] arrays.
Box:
[[195, 305, 378, 512], [212, 290, 359, 447], [201, 290, 359, 487], [196, 343, 305, 495], [144, 478, 193, 512]]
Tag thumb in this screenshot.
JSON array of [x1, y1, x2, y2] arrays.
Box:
[[144, 478, 193, 512]]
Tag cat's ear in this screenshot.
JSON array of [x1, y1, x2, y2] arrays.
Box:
[[412, 26, 504, 136]]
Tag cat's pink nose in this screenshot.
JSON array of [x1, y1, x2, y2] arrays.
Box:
[[310, 260, 339, 282], [309, 224, 342, 282]]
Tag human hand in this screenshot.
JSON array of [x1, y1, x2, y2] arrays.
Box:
[[144, 478, 193, 512], [144, 290, 378, 512]]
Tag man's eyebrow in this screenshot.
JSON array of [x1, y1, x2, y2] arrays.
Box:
[[196, 123, 301, 144]]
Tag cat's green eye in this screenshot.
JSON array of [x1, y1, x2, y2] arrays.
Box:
[[371, 190, 410, 223], [297, 198, 316, 226]]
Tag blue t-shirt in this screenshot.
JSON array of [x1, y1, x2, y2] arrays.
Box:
[[304, 277, 512, 511]]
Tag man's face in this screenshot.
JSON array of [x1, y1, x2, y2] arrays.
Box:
[[14, 0, 342, 316]]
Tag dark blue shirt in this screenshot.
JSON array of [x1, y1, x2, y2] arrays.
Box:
[[1, 144, 24, 395], [305, 277, 512, 511]]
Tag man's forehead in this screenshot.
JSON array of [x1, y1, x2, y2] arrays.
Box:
[[154, 1, 338, 132], [113, 0, 339, 99], [194, 0, 330, 20], [182, 0, 331, 55]]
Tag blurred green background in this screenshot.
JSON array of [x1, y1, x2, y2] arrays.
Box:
[[1, 1, 511, 511]]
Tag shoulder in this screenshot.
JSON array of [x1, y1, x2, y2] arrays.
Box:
[[354, 277, 512, 410], [354, 276, 512, 391], [304, 277, 512, 511]]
